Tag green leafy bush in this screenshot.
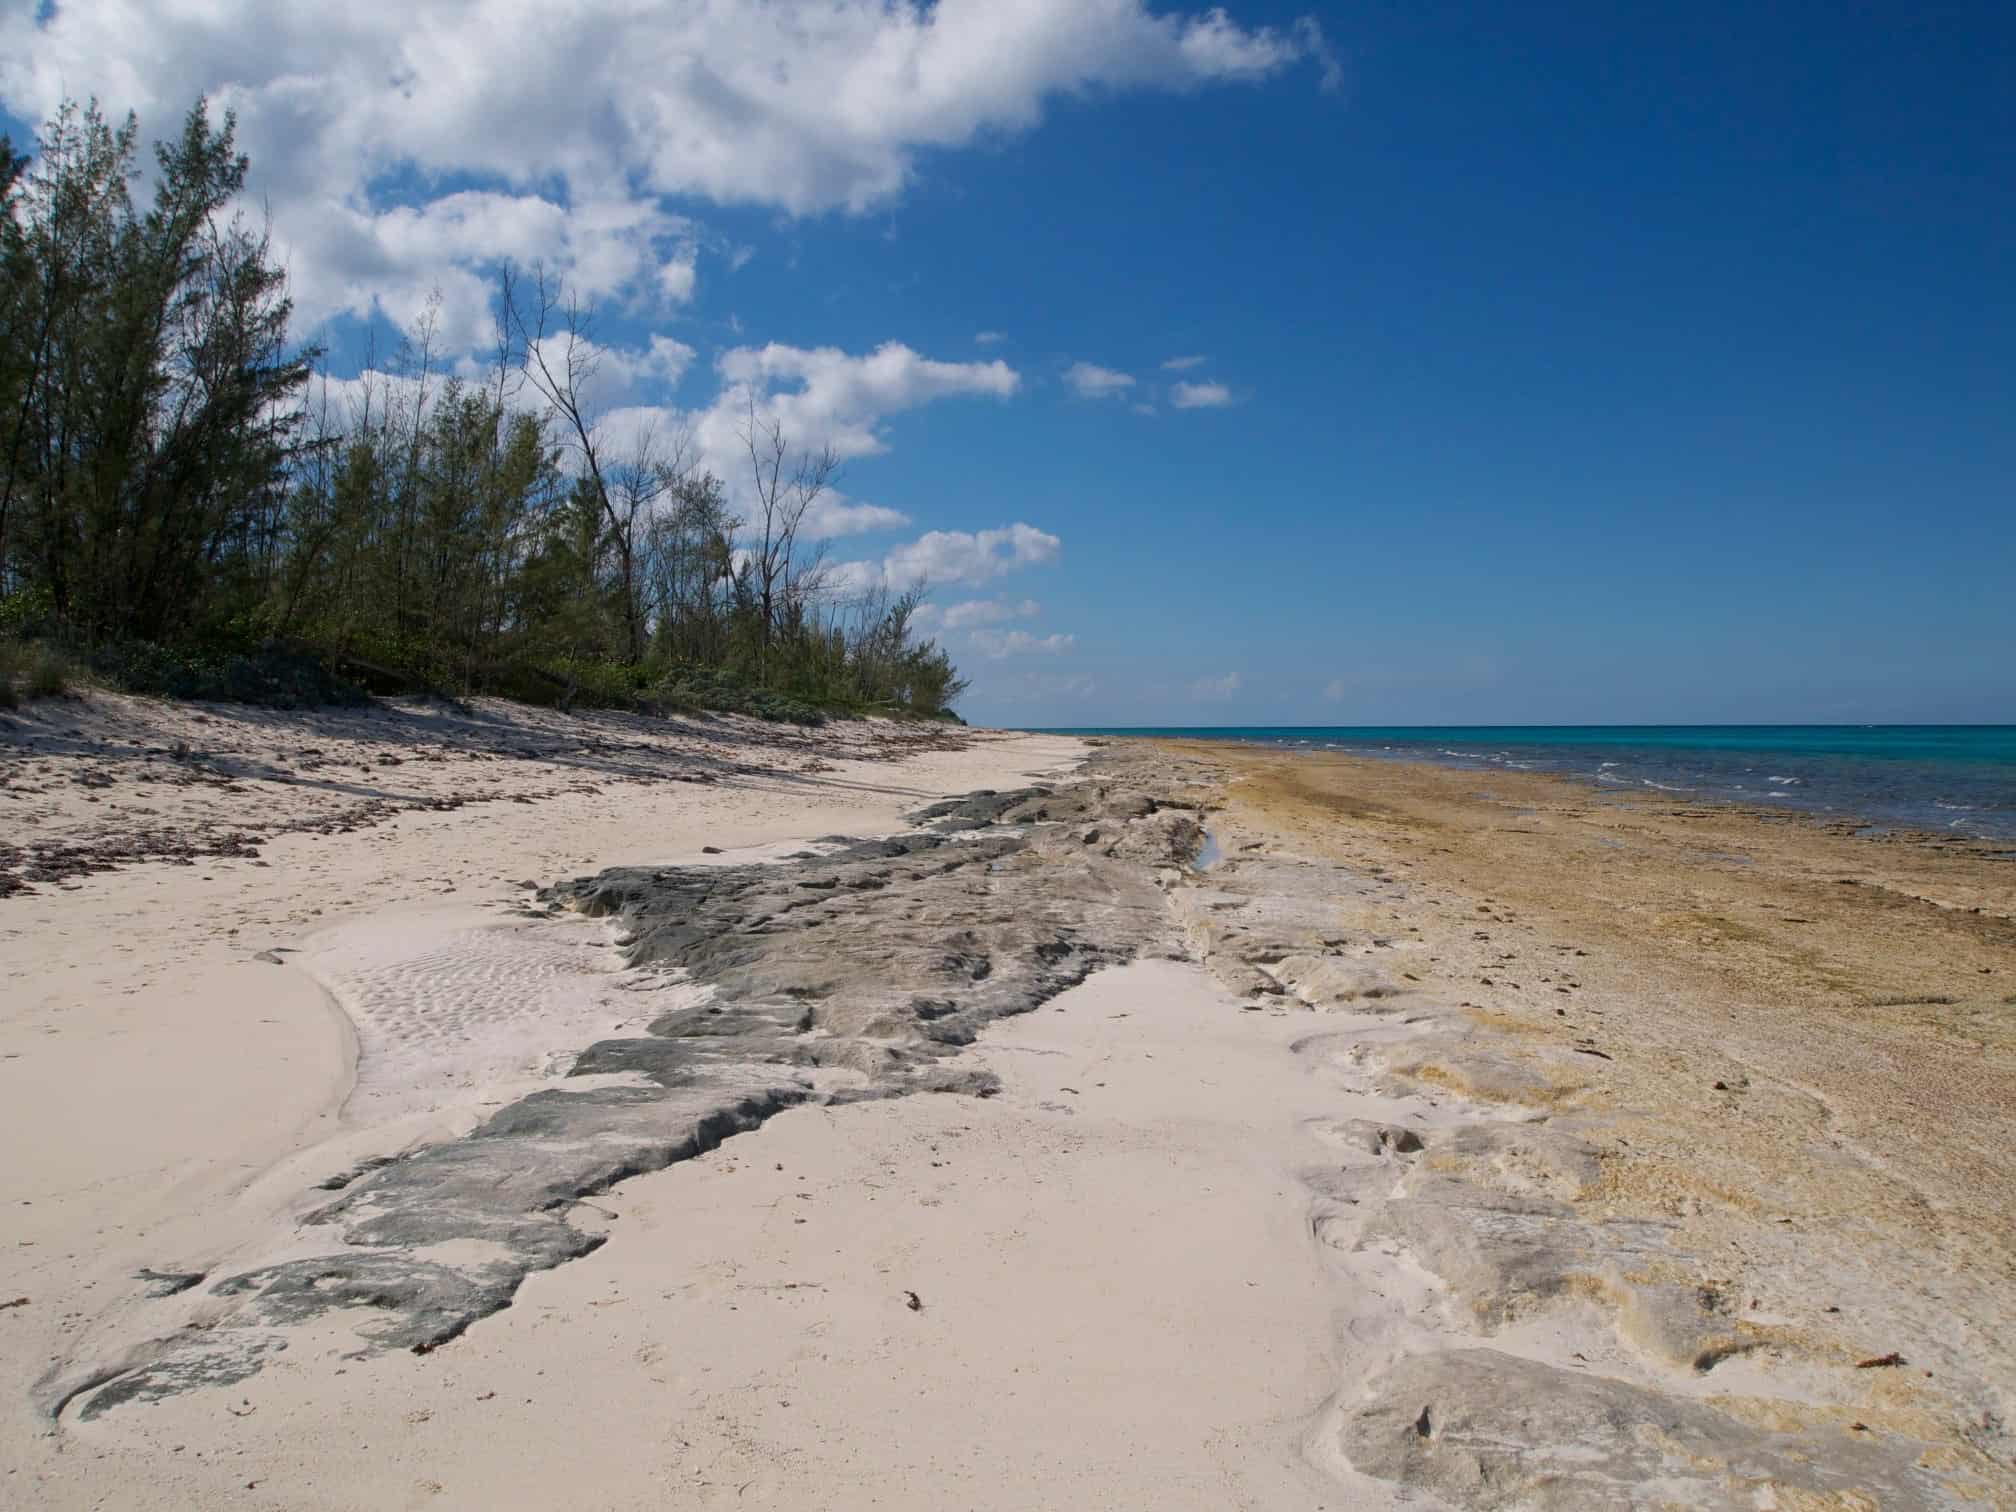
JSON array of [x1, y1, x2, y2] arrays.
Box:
[[25, 645, 71, 697], [654, 665, 828, 725], [89, 641, 368, 708], [0, 636, 76, 703]]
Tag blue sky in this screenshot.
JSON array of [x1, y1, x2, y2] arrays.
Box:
[[5, 2, 2012, 725]]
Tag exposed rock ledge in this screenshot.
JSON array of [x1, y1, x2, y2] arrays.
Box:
[[41, 744, 1998, 1508], [41, 759, 1197, 1423], [1174, 774, 1987, 1510]]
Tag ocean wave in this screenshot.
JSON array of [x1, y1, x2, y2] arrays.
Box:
[[1639, 778, 1696, 792]]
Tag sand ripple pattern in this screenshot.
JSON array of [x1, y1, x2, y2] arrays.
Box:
[[304, 914, 690, 1123]]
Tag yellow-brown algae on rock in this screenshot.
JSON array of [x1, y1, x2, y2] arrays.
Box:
[[1157, 737, 2015, 1509]]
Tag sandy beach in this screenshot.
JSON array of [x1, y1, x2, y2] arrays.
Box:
[[4, 699, 2012, 1508]]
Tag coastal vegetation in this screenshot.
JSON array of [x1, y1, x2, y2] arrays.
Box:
[[0, 98, 966, 721]]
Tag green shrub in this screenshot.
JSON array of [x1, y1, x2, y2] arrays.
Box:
[[0, 588, 57, 640], [89, 641, 369, 708], [0, 637, 76, 703], [653, 664, 828, 725], [26, 647, 72, 698]]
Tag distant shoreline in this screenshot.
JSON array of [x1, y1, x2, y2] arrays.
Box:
[[1036, 723, 2016, 843]]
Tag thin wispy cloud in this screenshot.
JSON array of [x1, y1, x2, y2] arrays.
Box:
[[970, 629, 1075, 659], [1171, 380, 1234, 409], [941, 598, 1041, 630], [1064, 362, 1137, 399]]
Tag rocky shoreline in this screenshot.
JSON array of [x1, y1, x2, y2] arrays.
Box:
[[40, 754, 1200, 1424], [16, 727, 2010, 1507], [1177, 739, 2013, 1507]]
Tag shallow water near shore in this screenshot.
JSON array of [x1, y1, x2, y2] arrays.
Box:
[[1037, 724, 2016, 839]]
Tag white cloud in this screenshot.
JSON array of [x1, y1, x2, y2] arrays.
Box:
[[1179, 10, 1312, 80], [698, 341, 1019, 467], [1130, 402, 1159, 417], [0, 2, 1339, 348], [1171, 380, 1234, 409], [259, 189, 698, 352], [970, 629, 1075, 659], [656, 244, 700, 304], [510, 332, 697, 431], [1161, 354, 1207, 371], [833, 523, 1061, 598], [1191, 671, 1241, 699], [800, 493, 911, 539], [1295, 17, 1348, 94], [975, 330, 1007, 346], [1064, 361, 1136, 399], [1324, 678, 1348, 700], [823, 558, 893, 599], [884, 523, 1061, 586], [680, 339, 1020, 547], [942, 597, 1041, 630]]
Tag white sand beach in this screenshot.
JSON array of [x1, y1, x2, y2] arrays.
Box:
[[4, 697, 2011, 1509]]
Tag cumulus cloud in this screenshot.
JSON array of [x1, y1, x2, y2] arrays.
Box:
[[520, 332, 697, 413], [272, 189, 697, 350], [1064, 362, 1137, 399], [831, 523, 1061, 599], [1191, 670, 1241, 699], [1161, 354, 1207, 371], [941, 597, 1041, 630], [0, 2, 1340, 346], [663, 339, 1021, 534], [970, 629, 1075, 658], [697, 341, 1019, 467], [884, 523, 1061, 586], [1171, 380, 1234, 409], [800, 494, 910, 539]]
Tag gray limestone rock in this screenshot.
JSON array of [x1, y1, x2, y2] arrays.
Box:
[[54, 757, 1183, 1420], [1338, 1348, 1936, 1509], [1364, 1185, 1680, 1329]]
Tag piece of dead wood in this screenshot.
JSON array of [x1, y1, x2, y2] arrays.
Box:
[[1856, 1352, 1905, 1369]]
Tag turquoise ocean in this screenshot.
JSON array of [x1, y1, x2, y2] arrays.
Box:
[[1031, 726, 2016, 843]]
